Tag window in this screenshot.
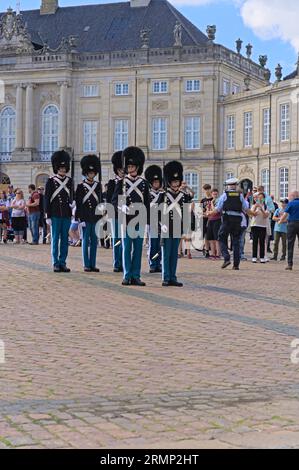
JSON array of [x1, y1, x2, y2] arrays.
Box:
[[184, 116, 200, 150], [261, 169, 270, 195], [263, 108, 270, 145], [279, 167, 289, 199], [115, 83, 129, 96], [223, 79, 231, 96], [83, 84, 99, 97], [186, 80, 201, 93], [83, 121, 97, 152], [152, 118, 167, 150], [41, 105, 59, 161], [0, 107, 16, 159], [114, 119, 129, 151], [280, 103, 290, 142], [184, 172, 199, 200], [244, 112, 253, 147], [232, 83, 240, 95], [152, 81, 168, 94], [227, 115, 235, 150], [36, 173, 49, 188]]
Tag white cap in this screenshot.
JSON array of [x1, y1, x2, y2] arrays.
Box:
[[225, 177, 239, 185]]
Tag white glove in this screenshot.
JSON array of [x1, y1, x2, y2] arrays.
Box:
[[161, 224, 168, 234], [79, 222, 86, 228], [121, 204, 130, 215], [46, 218, 52, 226]]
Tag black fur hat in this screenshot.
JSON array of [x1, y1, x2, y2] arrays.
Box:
[[145, 165, 162, 186], [122, 146, 145, 176], [80, 154, 101, 177], [163, 161, 183, 186], [51, 150, 71, 174], [111, 151, 123, 174]]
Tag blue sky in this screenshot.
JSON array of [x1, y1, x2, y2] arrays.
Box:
[[1, 0, 297, 77]]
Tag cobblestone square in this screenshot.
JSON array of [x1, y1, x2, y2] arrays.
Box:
[[0, 243, 299, 449]]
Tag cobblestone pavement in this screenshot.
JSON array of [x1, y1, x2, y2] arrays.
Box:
[[0, 242, 299, 449]]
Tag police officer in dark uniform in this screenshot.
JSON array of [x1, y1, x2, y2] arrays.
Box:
[[45, 150, 73, 272], [75, 154, 102, 272], [212, 178, 250, 270]]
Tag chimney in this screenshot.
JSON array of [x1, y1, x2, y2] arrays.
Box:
[[40, 0, 58, 15], [130, 0, 151, 7]]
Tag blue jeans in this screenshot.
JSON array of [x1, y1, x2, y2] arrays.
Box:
[[82, 222, 98, 269], [112, 219, 123, 270], [51, 217, 71, 267], [122, 228, 144, 281], [28, 212, 40, 244], [148, 235, 161, 269], [240, 227, 247, 258], [162, 238, 180, 282]]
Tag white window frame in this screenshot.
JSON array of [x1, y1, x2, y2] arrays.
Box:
[[263, 108, 270, 145], [279, 167, 289, 199], [0, 106, 16, 158], [83, 120, 98, 152], [261, 168, 270, 195], [82, 84, 99, 98], [184, 116, 201, 150], [223, 79, 231, 96], [244, 111, 253, 148], [115, 83, 129, 96], [114, 119, 129, 151], [41, 104, 59, 160], [152, 117, 167, 151], [280, 103, 290, 142], [227, 115, 235, 150], [152, 81, 168, 94], [232, 83, 240, 95], [184, 172, 199, 200], [185, 79, 201, 93]]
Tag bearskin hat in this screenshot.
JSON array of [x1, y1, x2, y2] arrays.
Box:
[[144, 165, 162, 186], [163, 161, 183, 186], [111, 151, 123, 174], [122, 146, 145, 176], [51, 150, 71, 174], [80, 154, 101, 177]]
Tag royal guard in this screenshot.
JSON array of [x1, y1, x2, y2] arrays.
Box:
[[112, 146, 150, 286], [106, 151, 124, 273], [161, 161, 192, 287], [45, 150, 73, 272], [75, 154, 102, 272], [144, 165, 163, 273]]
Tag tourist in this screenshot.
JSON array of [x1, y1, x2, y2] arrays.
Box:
[[10, 189, 26, 243]]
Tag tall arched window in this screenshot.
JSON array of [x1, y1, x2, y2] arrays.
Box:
[[41, 105, 59, 161], [261, 168, 270, 195], [0, 107, 16, 160], [279, 167, 289, 199], [184, 171, 199, 200]]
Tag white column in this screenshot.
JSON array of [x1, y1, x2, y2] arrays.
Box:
[[15, 84, 24, 149], [58, 81, 68, 148], [25, 84, 35, 149]]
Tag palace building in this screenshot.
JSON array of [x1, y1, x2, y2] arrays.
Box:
[[0, 0, 298, 199]]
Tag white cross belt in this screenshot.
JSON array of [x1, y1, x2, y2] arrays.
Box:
[[164, 192, 183, 217], [50, 177, 70, 203], [82, 182, 99, 205], [126, 178, 144, 202]]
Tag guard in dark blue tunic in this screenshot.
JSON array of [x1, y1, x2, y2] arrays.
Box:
[[45, 150, 73, 273], [112, 147, 150, 286], [75, 154, 102, 272], [107, 151, 124, 273], [161, 161, 192, 287], [144, 165, 164, 273]]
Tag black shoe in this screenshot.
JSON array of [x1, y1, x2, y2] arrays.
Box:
[[90, 267, 100, 272], [169, 280, 183, 287], [204, 251, 210, 258], [286, 265, 293, 271], [53, 265, 61, 272], [60, 266, 71, 273], [221, 260, 231, 269], [149, 268, 156, 273], [113, 267, 121, 273], [155, 267, 162, 273], [162, 281, 170, 287], [84, 267, 92, 272], [131, 279, 146, 286], [280, 256, 286, 261], [122, 279, 131, 286], [270, 256, 277, 261], [232, 266, 239, 270]]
